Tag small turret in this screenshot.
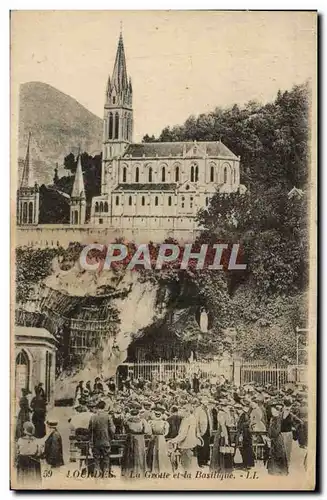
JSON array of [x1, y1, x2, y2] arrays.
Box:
[[17, 132, 39, 225], [70, 154, 86, 225]]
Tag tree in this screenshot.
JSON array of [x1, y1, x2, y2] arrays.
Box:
[[64, 152, 75, 173]]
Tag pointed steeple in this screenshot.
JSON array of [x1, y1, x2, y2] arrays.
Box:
[[71, 154, 85, 198], [112, 30, 128, 92], [21, 132, 33, 188]]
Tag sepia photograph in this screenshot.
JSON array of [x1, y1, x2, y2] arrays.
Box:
[[10, 10, 317, 490]]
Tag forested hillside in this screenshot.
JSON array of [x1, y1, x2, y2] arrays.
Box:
[[142, 83, 310, 362]]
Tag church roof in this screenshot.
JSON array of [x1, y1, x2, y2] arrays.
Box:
[[71, 155, 85, 198], [115, 183, 176, 191], [15, 325, 57, 343], [123, 141, 238, 159]]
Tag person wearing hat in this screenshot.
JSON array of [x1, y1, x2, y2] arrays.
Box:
[[88, 400, 116, 477], [235, 400, 255, 470], [210, 408, 233, 474], [168, 404, 202, 472], [195, 397, 213, 468], [107, 377, 116, 396], [16, 421, 42, 485], [93, 377, 104, 395], [146, 406, 172, 474], [267, 401, 288, 476], [44, 421, 64, 468], [86, 380, 93, 396], [30, 385, 47, 439], [112, 404, 125, 434], [280, 396, 302, 470], [75, 381, 84, 404], [166, 406, 182, 440], [121, 402, 151, 479], [16, 388, 32, 440]]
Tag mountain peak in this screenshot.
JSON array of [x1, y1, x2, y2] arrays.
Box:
[[19, 81, 103, 185]]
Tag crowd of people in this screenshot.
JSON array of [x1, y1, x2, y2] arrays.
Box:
[[14, 372, 308, 484], [15, 383, 64, 486], [68, 372, 308, 480]]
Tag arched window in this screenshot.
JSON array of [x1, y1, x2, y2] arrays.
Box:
[[135, 167, 139, 183], [155, 196, 158, 206], [129, 196, 132, 206], [16, 350, 30, 392], [190, 166, 194, 182], [123, 167, 127, 183], [168, 196, 172, 206], [162, 167, 166, 182], [22, 202, 27, 224], [224, 167, 228, 183], [195, 166, 199, 182], [104, 202, 108, 212], [100, 201, 103, 212], [115, 196, 119, 206], [95, 202, 99, 213], [181, 196, 185, 209], [149, 167, 153, 182], [175, 166, 179, 182], [190, 196, 193, 209], [210, 165, 214, 182], [141, 196, 145, 206], [114, 112, 119, 139], [109, 113, 113, 139], [28, 202, 33, 223]]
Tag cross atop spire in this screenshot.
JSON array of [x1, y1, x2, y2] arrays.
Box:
[[20, 132, 33, 188], [71, 154, 85, 199]]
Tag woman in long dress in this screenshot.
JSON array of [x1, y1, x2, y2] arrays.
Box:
[[210, 410, 233, 473], [146, 407, 172, 473], [16, 388, 31, 440], [235, 404, 255, 469], [267, 403, 288, 476], [121, 403, 151, 479], [30, 387, 47, 439], [16, 422, 42, 486]]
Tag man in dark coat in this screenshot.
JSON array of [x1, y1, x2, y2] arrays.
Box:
[[88, 400, 116, 477], [44, 421, 64, 467], [166, 406, 182, 439], [93, 377, 104, 394], [192, 374, 200, 394]]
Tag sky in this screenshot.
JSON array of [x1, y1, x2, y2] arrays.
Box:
[[11, 10, 316, 142]]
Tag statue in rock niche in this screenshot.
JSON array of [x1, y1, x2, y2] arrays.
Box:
[[199, 308, 208, 333]]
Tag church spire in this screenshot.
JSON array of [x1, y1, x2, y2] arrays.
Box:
[[71, 154, 85, 198], [21, 132, 33, 188], [111, 30, 128, 92]]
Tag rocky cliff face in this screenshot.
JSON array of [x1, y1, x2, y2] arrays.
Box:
[[18, 81, 103, 185]]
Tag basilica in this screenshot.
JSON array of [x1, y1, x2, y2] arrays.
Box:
[[71, 31, 246, 232], [17, 30, 246, 241]]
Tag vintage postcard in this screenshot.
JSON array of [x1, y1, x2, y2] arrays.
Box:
[[10, 10, 317, 490]]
